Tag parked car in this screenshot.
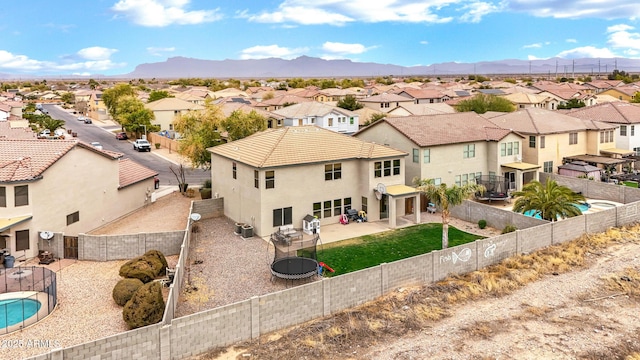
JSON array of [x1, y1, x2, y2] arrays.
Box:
[[39, 129, 51, 137], [133, 139, 151, 152], [77, 116, 86, 121], [84, 118, 92, 124], [115, 132, 128, 140], [90, 142, 103, 150]]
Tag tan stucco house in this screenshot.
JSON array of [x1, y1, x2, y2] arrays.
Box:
[[145, 97, 205, 131], [355, 113, 533, 198], [209, 126, 417, 237], [0, 139, 157, 260]]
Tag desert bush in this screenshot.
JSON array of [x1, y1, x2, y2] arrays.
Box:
[[502, 224, 517, 234], [122, 281, 165, 329], [119, 250, 168, 283], [478, 219, 487, 229], [112, 278, 144, 306]]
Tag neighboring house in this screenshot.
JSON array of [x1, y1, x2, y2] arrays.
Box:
[[209, 126, 414, 236], [395, 88, 450, 104], [502, 92, 555, 110], [254, 94, 312, 112], [386, 103, 455, 117], [0, 121, 37, 139], [219, 102, 285, 129], [485, 108, 620, 176], [599, 86, 640, 102], [145, 97, 205, 131], [1, 100, 24, 118], [567, 101, 640, 155], [87, 91, 110, 121], [359, 93, 415, 113], [355, 113, 532, 195], [0, 104, 10, 121], [583, 79, 625, 94], [271, 101, 359, 134], [173, 92, 207, 106], [0, 139, 157, 260]]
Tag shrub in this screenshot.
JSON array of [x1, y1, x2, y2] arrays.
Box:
[[502, 224, 517, 234], [112, 278, 144, 306], [119, 250, 168, 283], [122, 281, 165, 329], [154, 143, 161, 149], [202, 179, 212, 189], [478, 219, 487, 229]]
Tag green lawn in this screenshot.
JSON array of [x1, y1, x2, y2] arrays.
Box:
[[310, 223, 484, 276], [623, 181, 639, 188]]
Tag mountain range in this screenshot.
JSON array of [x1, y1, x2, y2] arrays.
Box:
[[123, 56, 640, 79]]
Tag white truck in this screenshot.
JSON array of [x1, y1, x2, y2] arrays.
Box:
[[133, 139, 152, 152]]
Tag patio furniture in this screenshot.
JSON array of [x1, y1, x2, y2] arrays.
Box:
[[427, 203, 437, 214]]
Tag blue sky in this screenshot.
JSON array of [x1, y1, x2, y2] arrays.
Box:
[[1, 0, 640, 76]]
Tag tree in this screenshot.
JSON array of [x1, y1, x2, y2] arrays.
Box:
[[511, 180, 586, 222], [221, 110, 267, 141], [60, 92, 75, 104], [173, 101, 225, 169], [455, 94, 516, 114], [557, 98, 586, 109], [414, 178, 484, 249], [364, 112, 386, 126], [336, 94, 363, 111], [148, 90, 173, 103], [114, 95, 157, 136], [102, 83, 136, 120]]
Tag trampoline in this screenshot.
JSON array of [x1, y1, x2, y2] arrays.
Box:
[[269, 229, 320, 282]]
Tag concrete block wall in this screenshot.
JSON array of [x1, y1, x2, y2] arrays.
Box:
[[192, 198, 224, 219], [259, 282, 324, 334], [169, 301, 252, 359], [552, 216, 586, 245], [432, 242, 478, 281], [517, 224, 552, 254], [476, 233, 517, 269], [617, 203, 640, 226], [587, 208, 618, 233], [59, 324, 161, 360], [329, 267, 382, 313], [382, 253, 432, 293], [78, 231, 184, 261]]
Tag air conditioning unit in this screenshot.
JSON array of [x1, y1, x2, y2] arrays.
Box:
[[214, 192, 219, 199]]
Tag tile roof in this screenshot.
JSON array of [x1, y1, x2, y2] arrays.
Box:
[[485, 108, 617, 134], [209, 126, 406, 168], [361, 112, 515, 147], [272, 101, 357, 118], [145, 97, 205, 111], [566, 101, 640, 125], [118, 158, 158, 189], [359, 93, 412, 103], [0, 121, 38, 140]]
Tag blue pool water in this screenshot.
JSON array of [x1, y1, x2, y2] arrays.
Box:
[[523, 202, 590, 219], [0, 298, 42, 329]]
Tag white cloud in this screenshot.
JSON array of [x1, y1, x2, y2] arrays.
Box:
[[459, 1, 503, 23], [147, 47, 176, 56], [77, 47, 118, 61], [242, 0, 462, 26], [420, 40, 429, 45], [555, 46, 616, 59], [0, 49, 126, 74], [566, 38, 577, 43], [239, 45, 309, 59], [507, 1, 640, 19], [112, 0, 222, 27], [322, 42, 370, 55], [523, 43, 542, 49], [527, 55, 542, 60]]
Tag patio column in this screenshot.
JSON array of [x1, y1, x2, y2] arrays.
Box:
[[414, 193, 421, 224], [388, 196, 397, 229]]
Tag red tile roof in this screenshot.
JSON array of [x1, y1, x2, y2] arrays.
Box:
[[0, 139, 77, 182], [118, 158, 158, 189], [567, 101, 640, 124]]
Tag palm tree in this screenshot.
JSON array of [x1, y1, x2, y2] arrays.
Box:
[[511, 180, 586, 221], [415, 178, 484, 249]]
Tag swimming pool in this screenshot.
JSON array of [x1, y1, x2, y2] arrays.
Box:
[[522, 202, 590, 219], [0, 297, 42, 329]]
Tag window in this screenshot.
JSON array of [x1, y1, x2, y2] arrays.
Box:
[[0, 187, 5, 207], [323, 201, 332, 218], [393, 160, 400, 175], [500, 143, 506, 156], [66, 211, 80, 225], [462, 173, 468, 186], [350, 117, 354, 125], [540, 136, 545, 149], [333, 199, 342, 216], [543, 161, 553, 173], [529, 136, 536, 148], [15, 185, 28, 206], [455, 175, 461, 186], [463, 144, 475, 158], [621, 125, 627, 136], [232, 162, 237, 179], [412, 149, 419, 163], [328, 118, 334, 126], [254, 170, 259, 188], [489, 171, 496, 182], [635, 147, 640, 156], [433, 178, 442, 185], [313, 202, 321, 218], [569, 132, 578, 145], [383, 160, 391, 176], [273, 207, 292, 227], [423, 149, 430, 164], [361, 196, 368, 214], [514, 141, 520, 154], [265, 171, 275, 189], [344, 198, 352, 213], [325, 163, 342, 181], [374, 162, 382, 178], [632, 126, 636, 136], [601, 130, 613, 143], [16, 230, 29, 251]]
